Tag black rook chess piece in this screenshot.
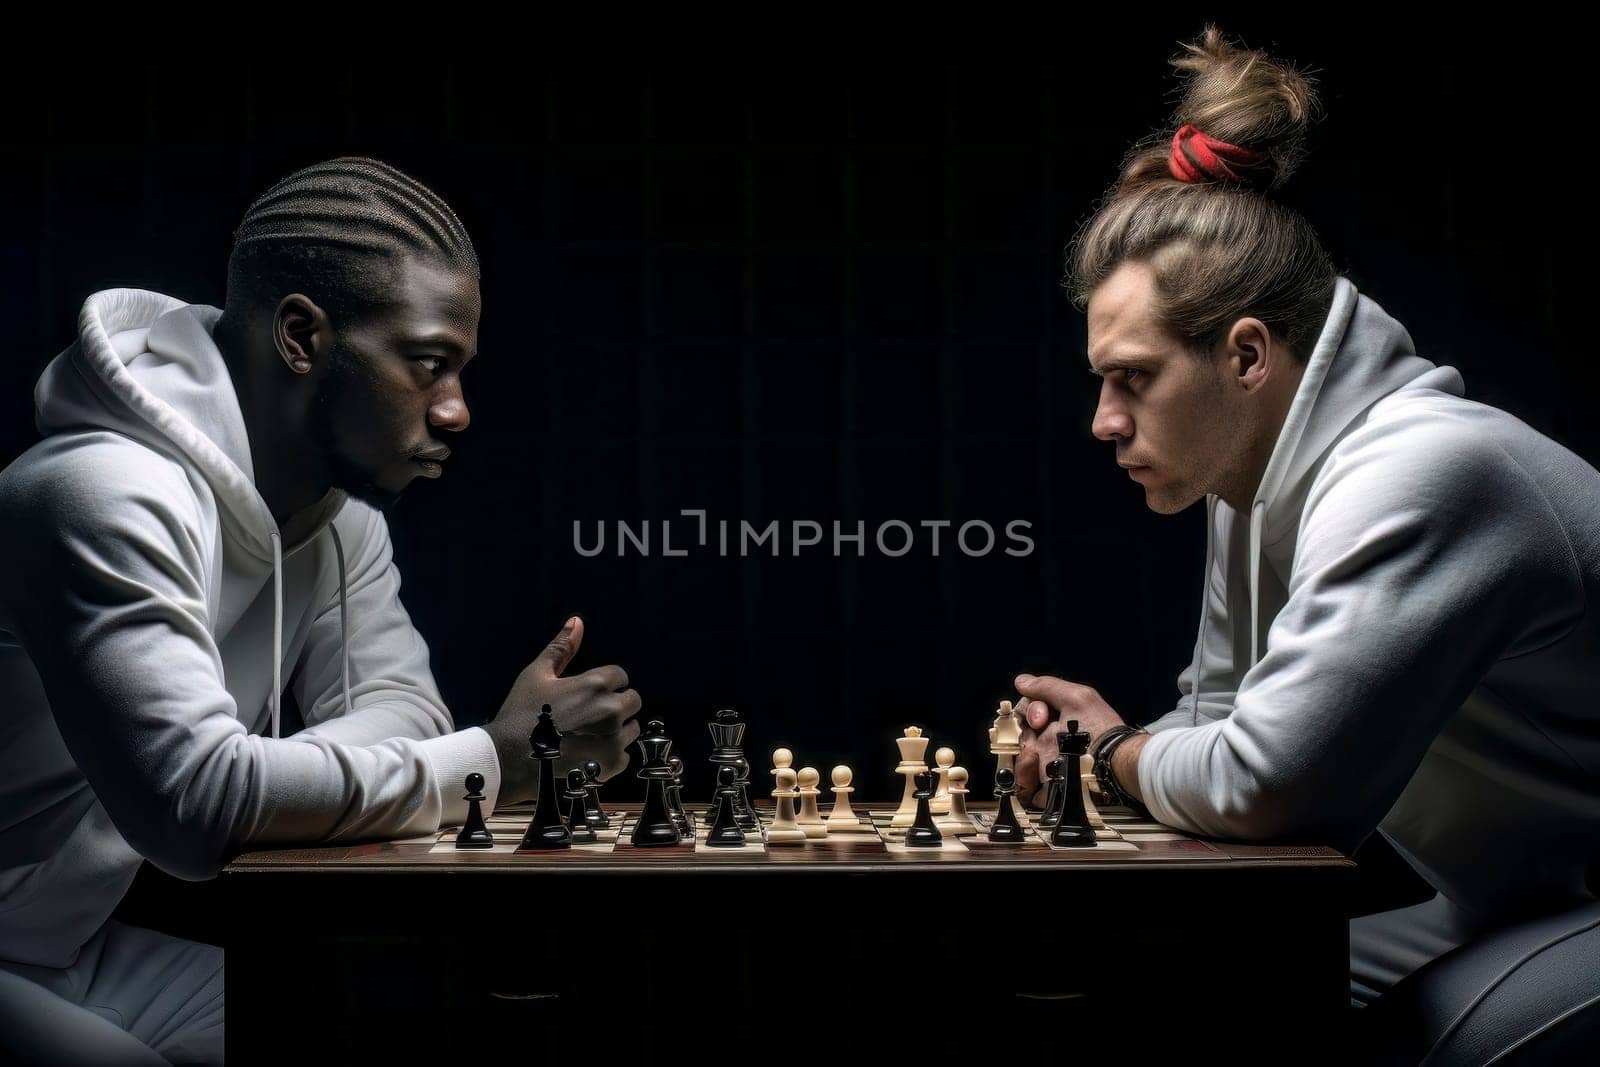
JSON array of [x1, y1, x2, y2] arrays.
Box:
[[582, 759, 610, 829], [565, 769, 597, 844], [454, 772, 494, 849], [905, 770, 944, 848], [989, 768, 1026, 843], [706, 766, 747, 848], [518, 705, 572, 850], [1049, 720, 1097, 849], [631, 720, 683, 848]]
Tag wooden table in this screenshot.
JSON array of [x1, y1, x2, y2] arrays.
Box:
[[219, 803, 1354, 1058]]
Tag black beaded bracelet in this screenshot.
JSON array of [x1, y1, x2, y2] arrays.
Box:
[[1092, 725, 1150, 817]]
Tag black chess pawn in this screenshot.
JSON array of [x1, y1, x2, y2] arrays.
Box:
[[631, 720, 683, 848], [731, 756, 760, 831], [454, 772, 494, 849], [905, 770, 944, 848], [989, 768, 1026, 843], [706, 766, 747, 848], [582, 759, 610, 829], [1039, 757, 1064, 829], [518, 705, 572, 850], [564, 769, 597, 844], [667, 756, 693, 840], [1049, 720, 1097, 849]]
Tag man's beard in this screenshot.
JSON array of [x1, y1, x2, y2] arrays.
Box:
[[310, 341, 405, 512]]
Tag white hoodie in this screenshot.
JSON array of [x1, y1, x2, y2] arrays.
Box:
[[1137, 277, 1600, 925], [0, 289, 502, 968]]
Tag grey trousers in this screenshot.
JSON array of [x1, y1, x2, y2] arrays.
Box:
[[0, 920, 224, 1065], [1350, 893, 1600, 1064]]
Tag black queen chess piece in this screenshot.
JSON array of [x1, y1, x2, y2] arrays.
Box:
[[565, 769, 597, 844], [1049, 720, 1097, 849], [454, 772, 494, 849], [988, 768, 1026, 843], [631, 720, 683, 848], [518, 705, 572, 851]]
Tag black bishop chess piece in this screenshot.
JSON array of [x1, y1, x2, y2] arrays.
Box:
[[706, 765, 747, 848], [454, 772, 494, 849], [905, 770, 944, 849], [667, 756, 693, 841], [631, 720, 683, 848], [1049, 720, 1097, 849], [518, 705, 572, 851], [1039, 757, 1064, 830], [582, 759, 610, 829], [988, 768, 1026, 843]]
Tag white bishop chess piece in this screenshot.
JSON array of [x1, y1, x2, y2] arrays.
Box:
[[989, 700, 1031, 828]]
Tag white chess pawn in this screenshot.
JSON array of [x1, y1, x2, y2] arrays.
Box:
[[771, 747, 794, 781], [892, 726, 931, 828], [1081, 768, 1106, 830], [796, 767, 829, 838], [931, 747, 955, 814], [936, 766, 978, 835], [766, 766, 807, 845], [825, 765, 864, 830]]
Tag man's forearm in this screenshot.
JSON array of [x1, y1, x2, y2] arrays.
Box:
[[1111, 731, 1151, 805]]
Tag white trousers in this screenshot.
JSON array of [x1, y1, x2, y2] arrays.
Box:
[[0, 920, 223, 1065]]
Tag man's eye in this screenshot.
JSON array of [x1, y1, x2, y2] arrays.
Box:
[[416, 356, 446, 375], [1124, 369, 1142, 385]]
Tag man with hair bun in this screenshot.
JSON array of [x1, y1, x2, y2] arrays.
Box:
[[1010, 26, 1600, 1061], [0, 158, 641, 1062]]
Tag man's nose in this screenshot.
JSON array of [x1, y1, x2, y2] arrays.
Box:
[[429, 386, 470, 432], [1091, 383, 1131, 442]]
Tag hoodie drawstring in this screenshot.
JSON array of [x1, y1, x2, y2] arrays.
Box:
[[1188, 494, 1217, 725], [328, 524, 353, 718], [269, 530, 283, 739]]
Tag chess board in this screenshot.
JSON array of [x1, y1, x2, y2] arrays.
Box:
[[405, 803, 1234, 863]]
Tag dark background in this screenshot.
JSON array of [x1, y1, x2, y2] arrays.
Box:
[[1, 19, 1588, 814]]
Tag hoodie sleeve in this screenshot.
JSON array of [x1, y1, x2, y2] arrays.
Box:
[[287, 501, 501, 814], [1144, 497, 1240, 734], [1135, 420, 1583, 852], [0, 439, 495, 880]]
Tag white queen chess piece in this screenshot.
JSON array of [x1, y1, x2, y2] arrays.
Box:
[[892, 726, 932, 828]]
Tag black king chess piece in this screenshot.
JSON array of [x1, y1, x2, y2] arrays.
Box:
[[518, 704, 572, 850], [565, 769, 597, 844], [706, 765, 747, 848], [989, 767, 1026, 843], [905, 770, 944, 848], [454, 772, 494, 849], [631, 720, 683, 848], [1049, 720, 1097, 848], [582, 759, 610, 829], [1039, 757, 1064, 830]]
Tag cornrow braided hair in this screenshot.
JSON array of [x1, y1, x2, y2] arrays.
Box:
[[227, 157, 477, 325]]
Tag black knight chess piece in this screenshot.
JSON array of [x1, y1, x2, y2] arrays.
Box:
[[989, 768, 1026, 843], [565, 769, 597, 844], [706, 766, 747, 848], [518, 705, 572, 851], [454, 772, 494, 849], [1049, 720, 1097, 849], [905, 770, 944, 849], [631, 720, 683, 848]]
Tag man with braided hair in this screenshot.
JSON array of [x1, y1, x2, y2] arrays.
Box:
[[0, 158, 640, 1062], [1010, 27, 1600, 1062]]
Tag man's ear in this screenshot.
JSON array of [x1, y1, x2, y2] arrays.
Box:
[[273, 294, 333, 375], [1227, 317, 1274, 392]]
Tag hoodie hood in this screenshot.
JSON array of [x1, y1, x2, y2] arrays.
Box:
[[33, 288, 354, 736], [1190, 276, 1466, 710]]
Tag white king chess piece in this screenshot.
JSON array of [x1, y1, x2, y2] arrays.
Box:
[[892, 726, 931, 828]]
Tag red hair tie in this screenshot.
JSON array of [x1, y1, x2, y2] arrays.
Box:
[[1168, 123, 1266, 184]]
